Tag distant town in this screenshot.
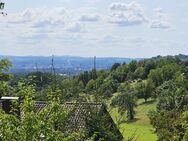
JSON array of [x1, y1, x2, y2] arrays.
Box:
[[0, 55, 140, 75]]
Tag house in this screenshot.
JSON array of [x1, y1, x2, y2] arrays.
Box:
[[0, 97, 123, 140]]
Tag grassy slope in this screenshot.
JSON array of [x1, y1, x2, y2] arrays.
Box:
[[108, 98, 157, 141]]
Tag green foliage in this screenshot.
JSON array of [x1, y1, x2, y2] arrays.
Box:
[[148, 110, 183, 141], [0, 59, 13, 97], [79, 71, 90, 86], [86, 79, 97, 94], [110, 99, 157, 141], [134, 67, 144, 79], [149, 79, 188, 140], [111, 63, 121, 71], [84, 108, 123, 141], [2, 56, 188, 140], [148, 68, 163, 87], [98, 79, 118, 98], [0, 59, 12, 82], [0, 59, 12, 72], [26, 71, 52, 89], [128, 61, 138, 72], [0, 83, 76, 141], [135, 80, 155, 102], [0, 82, 122, 141], [0, 81, 13, 97], [110, 64, 128, 82], [155, 80, 188, 111], [0, 58, 124, 141], [142, 60, 156, 79], [59, 78, 84, 101], [111, 84, 137, 120]]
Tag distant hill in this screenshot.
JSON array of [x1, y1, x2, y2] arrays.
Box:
[[151, 54, 188, 62], [2, 54, 187, 75], [0, 56, 141, 75]]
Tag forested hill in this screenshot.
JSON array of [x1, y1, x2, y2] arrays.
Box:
[[151, 54, 188, 62], [0, 55, 140, 74]]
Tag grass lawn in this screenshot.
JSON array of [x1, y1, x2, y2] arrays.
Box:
[[108, 99, 157, 141]]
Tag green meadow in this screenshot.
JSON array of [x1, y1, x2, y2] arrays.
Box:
[[109, 99, 157, 141]]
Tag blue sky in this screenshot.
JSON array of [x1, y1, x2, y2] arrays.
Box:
[[0, 0, 188, 58]]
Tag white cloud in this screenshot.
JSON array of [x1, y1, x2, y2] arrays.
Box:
[[0, 7, 79, 46], [108, 1, 148, 26], [17, 33, 49, 44], [7, 7, 66, 27], [7, 9, 36, 24], [1, 0, 186, 57], [66, 22, 85, 32], [80, 14, 99, 22], [59, 0, 100, 4], [110, 2, 143, 12], [99, 35, 122, 44], [126, 37, 146, 44], [150, 8, 174, 30], [32, 19, 54, 28]]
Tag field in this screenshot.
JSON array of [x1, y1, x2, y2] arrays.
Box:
[[109, 98, 157, 141]]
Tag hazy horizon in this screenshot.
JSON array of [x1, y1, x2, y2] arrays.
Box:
[[0, 53, 187, 59]]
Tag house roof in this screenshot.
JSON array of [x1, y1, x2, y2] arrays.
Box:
[[32, 101, 106, 131], [0, 100, 123, 140]]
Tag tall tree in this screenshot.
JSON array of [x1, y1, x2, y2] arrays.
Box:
[[111, 85, 137, 120], [135, 80, 155, 102], [0, 59, 13, 97]]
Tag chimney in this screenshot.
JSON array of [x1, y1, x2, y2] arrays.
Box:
[[1, 97, 20, 117]]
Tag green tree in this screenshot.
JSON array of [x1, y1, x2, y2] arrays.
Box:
[[78, 71, 89, 86], [149, 80, 188, 140], [155, 80, 188, 111], [0, 59, 12, 81], [134, 67, 144, 79], [148, 68, 163, 87], [59, 78, 84, 101], [135, 80, 155, 102], [26, 71, 52, 89], [142, 60, 156, 79], [111, 63, 121, 71], [148, 110, 183, 141], [86, 79, 96, 94], [0, 59, 13, 97], [98, 80, 115, 98], [0, 82, 72, 141], [110, 64, 128, 83], [111, 84, 137, 120], [128, 60, 138, 72]]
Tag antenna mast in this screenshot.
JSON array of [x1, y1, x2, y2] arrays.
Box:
[[51, 55, 57, 91]]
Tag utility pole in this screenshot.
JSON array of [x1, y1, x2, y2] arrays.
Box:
[[93, 56, 97, 80], [51, 55, 56, 91], [93, 56, 100, 102], [94, 56, 96, 71]]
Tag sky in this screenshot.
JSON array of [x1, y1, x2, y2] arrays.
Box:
[[0, 0, 188, 58]]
